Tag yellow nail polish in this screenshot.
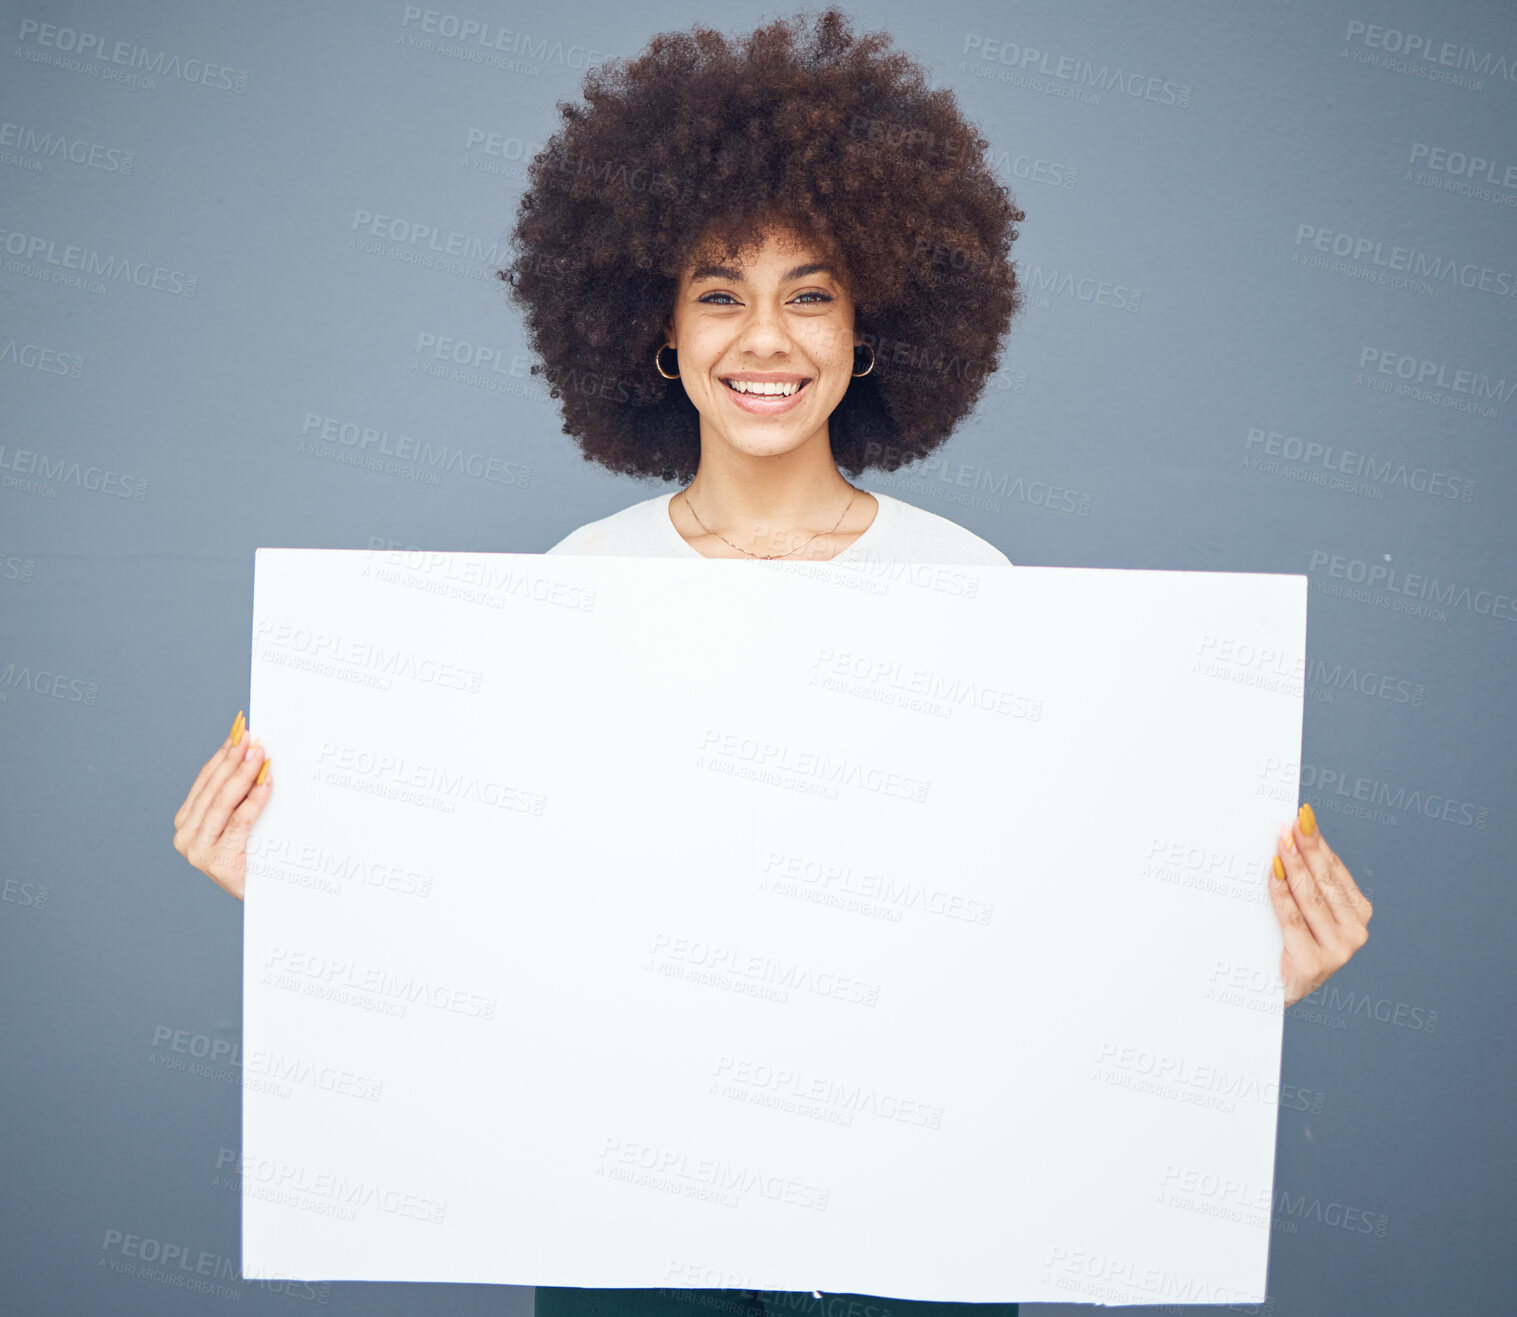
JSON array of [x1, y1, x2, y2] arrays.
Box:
[[1272, 855, 1286, 882], [231, 710, 245, 746], [255, 757, 271, 787], [1298, 802, 1317, 837]]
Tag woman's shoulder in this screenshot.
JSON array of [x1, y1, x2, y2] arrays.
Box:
[[543, 490, 677, 556], [864, 490, 1012, 566]]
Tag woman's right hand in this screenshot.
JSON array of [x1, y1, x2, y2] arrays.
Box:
[[172, 710, 272, 901]]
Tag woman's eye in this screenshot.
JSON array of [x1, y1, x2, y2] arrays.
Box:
[[696, 291, 833, 305]]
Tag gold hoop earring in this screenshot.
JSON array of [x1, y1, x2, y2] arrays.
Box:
[[851, 343, 875, 378], [654, 343, 680, 379]]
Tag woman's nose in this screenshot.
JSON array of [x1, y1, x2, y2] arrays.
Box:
[[733, 299, 793, 351]]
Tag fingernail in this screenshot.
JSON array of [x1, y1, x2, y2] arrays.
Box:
[[1280, 824, 1295, 853], [231, 710, 245, 746], [1272, 855, 1286, 882], [255, 757, 271, 787], [1299, 802, 1317, 837], [244, 737, 262, 762]]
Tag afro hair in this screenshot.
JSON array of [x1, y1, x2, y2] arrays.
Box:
[[500, 5, 1026, 484]]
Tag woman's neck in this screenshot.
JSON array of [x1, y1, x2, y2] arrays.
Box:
[[672, 428, 877, 559]]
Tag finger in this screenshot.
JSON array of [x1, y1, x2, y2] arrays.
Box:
[[179, 715, 253, 834], [189, 738, 266, 864], [1295, 804, 1373, 926], [1266, 854, 1315, 990], [1275, 822, 1337, 946], [218, 765, 273, 872], [174, 711, 245, 830], [177, 731, 256, 855], [175, 734, 254, 856], [1297, 827, 1367, 924], [209, 782, 270, 903]]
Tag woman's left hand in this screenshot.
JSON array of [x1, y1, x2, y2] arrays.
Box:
[[1268, 802, 1374, 1008]]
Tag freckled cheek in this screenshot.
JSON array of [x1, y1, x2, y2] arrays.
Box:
[[676, 337, 722, 398], [819, 347, 857, 392], [799, 329, 852, 384]]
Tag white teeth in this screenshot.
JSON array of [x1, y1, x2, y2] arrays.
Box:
[[725, 379, 803, 397]]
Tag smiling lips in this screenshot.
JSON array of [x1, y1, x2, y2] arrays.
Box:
[[719, 372, 812, 414]]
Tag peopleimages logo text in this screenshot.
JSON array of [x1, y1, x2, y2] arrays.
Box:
[[1296, 226, 1516, 298], [1344, 21, 1517, 83], [1358, 347, 1516, 402], [1308, 551, 1517, 621]]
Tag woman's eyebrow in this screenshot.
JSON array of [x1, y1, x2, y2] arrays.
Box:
[[688, 261, 836, 283]]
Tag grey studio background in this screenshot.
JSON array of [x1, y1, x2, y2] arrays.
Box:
[[1, 0, 1512, 1313]]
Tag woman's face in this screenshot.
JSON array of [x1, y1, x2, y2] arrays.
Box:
[[666, 226, 858, 464]]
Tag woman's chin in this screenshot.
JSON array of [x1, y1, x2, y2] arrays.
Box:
[[706, 421, 821, 462]]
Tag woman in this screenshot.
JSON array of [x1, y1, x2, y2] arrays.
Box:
[[173, 8, 1372, 1316]]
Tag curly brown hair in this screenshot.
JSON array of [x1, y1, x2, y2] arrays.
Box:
[[498, 5, 1025, 485]]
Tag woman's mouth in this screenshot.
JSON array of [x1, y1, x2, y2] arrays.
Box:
[[720, 375, 811, 414]]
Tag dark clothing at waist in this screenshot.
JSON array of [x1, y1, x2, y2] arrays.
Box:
[[534, 1285, 1018, 1317]]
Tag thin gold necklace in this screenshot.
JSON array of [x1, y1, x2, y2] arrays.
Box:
[[681, 484, 858, 560]]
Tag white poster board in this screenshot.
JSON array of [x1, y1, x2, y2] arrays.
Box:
[[242, 548, 1305, 1306]]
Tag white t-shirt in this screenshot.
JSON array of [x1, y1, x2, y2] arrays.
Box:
[[544, 488, 1012, 565]]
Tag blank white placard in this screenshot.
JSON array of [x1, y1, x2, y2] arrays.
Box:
[[242, 549, 1305, 1306]]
